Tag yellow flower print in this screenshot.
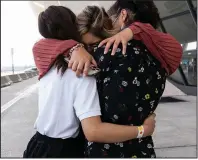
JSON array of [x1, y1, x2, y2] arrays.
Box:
[[128, 67, 132, 72], [145, 94, 150, 100], [132, 155, 137, 158]]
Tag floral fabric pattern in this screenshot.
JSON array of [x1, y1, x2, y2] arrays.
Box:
[[85, 40, 167, 158]]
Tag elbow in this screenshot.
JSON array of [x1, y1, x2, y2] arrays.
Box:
[[81, 116, 102, 142], [84, 127, 98, 142]]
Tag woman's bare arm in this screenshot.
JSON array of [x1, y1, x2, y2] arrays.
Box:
[[81, 115, 155, 143], [74, 75, 155, 143]]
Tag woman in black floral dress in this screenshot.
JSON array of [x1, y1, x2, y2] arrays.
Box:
[[77, 2, 167, 158], [86, 41, 166, 158]]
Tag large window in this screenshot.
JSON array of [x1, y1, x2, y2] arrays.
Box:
[[156, 0, 197, 87], [1, 1, 40, 71], [182, 41, 197, 86]]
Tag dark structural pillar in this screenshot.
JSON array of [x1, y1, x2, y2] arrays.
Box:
[[186, 0, 197, 25]]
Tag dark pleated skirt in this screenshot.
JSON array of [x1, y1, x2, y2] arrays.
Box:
[[23, 132, 85, 158]]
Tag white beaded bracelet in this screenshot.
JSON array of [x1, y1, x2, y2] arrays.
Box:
[[69, 43, 84, 55]]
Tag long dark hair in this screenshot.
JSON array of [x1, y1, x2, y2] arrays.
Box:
[[108, 0, 160, 29], [38, 5, 81, 75]]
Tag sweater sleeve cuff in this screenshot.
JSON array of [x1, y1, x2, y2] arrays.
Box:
[[128, 23, 142, 40], [128, 23, 141, 35], [78, 110, 101, 121], [58, 39, 79, 56]]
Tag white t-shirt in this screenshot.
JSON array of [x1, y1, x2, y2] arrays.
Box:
[[34, 67, 101, 139]]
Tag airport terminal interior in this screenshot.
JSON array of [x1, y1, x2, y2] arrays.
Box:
[[1, 0, 197, 158]]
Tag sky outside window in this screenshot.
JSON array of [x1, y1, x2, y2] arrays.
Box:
[[1, 1, 41, 67]]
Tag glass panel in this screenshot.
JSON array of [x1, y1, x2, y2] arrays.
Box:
[[162, 14, 197, 44], [162, 10, 197, 86], [186, 41, 197, 50], [170, 48, 197, 86], [181, 49, 197, 86], [154, 1, 189, 18]]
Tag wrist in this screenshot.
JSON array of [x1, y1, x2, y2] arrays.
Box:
[[128, 24, 141, 35], [69, 43, 84, 56], [137, 125, 144, 138], [124, 28, 134, 40], [142, 125, 150, 137]]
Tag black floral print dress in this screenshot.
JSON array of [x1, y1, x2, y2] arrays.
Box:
[[85, 40, 167, 158]]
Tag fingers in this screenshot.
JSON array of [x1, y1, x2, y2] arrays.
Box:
[[111, 40, 119, 56], [72, 61, 79, 72], [122, 41, 127, 55], [68, 60, 74, 68], [70, 59, 93, 77], [148, 113, 156, 120], [83, 61, 91, 76], [91, 57, 97, 67], [98, 38, 109, 48], [104, 39, 115, 54], [76, 62, 84, 77], [151, 113, 156, 118], [143, 114, 156, 137]]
